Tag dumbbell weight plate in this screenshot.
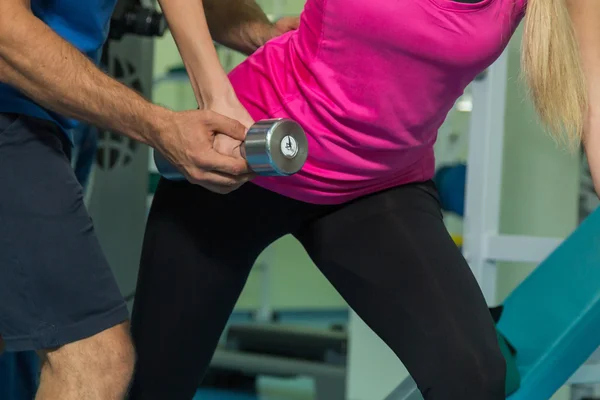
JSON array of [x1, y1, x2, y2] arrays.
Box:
[[242, 118, 308, 176]]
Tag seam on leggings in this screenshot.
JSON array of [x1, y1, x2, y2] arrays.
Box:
[[312, 210, 476, 381], [386, 211, 487, 376], [390, 210, 463, 325]]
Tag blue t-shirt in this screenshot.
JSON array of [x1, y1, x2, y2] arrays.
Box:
[[0, 0, 117, 141]]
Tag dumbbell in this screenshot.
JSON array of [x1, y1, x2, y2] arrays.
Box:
[[154, 118, 308, 180]]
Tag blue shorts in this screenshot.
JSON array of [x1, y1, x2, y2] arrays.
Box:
[[0, 113, 129, 351]]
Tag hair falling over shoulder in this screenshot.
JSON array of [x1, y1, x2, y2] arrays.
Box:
[[521, 0, 587, 151]]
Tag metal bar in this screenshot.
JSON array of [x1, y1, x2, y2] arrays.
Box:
[[484, 234, 563, 264], [462, 50, 510, 303], [210, 349, 346, 378]]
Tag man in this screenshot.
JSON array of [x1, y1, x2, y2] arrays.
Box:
[[0, 0, 296, 398]]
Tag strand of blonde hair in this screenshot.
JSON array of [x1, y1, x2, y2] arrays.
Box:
[[521, 0, 587, 151]]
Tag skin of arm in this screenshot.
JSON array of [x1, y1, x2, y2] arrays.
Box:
[[568, 0, 600, 196], [0, 0, 251, 191], [0, 0, 171, 146], [204, 0, 291, 55], [158, 0, 292, 164], [157, 0, 235, 107], [158, 0, 298, 104]]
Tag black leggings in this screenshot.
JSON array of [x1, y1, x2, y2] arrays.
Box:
[[129, 179, 505, 400]]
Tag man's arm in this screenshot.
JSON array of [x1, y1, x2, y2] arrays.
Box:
[[204, 0, 300, 55], [0, 0, 251, 191], [0, 0, 168, 145], [204, 0, 274, 55], [568, 0, 600, 195]]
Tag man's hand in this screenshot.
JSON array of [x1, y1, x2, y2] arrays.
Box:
[[213, 133, 245, 167], [155, 109, 253, 194], [272, 16, 301, 38], [206, 92, 258, 182], [249, 16, 301, 52]]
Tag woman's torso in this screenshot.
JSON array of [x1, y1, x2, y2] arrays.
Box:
[[229, 0, 527, 204]]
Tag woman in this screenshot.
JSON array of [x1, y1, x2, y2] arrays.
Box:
[[129, 0, 598, 399]]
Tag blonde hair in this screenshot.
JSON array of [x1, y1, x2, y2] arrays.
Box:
[[521, 0, 587, 151]]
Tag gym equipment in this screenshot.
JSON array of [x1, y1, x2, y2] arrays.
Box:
[[385, 206, 600, 400], [154, 118, 309, 179], [434, 163, 466, 217], [497, 329, 521, 395], [194, 388, 260, 400], [89, 0, 165, 311], [208, 324, 347, 400], [108, 0, 167, 41]]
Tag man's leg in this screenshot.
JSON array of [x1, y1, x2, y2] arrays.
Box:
[[0, 114, 133, 399], [36, 323, 133, 400]]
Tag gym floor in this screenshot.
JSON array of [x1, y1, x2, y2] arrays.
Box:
[[194, 309, 348, 400]]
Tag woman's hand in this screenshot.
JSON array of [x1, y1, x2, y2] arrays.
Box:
[[207, 91, 255, 130], [204, 92, 257, 182]]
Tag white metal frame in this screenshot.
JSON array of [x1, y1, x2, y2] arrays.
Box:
[[462, 50, 563, 304], [463, 49, 599, 388]]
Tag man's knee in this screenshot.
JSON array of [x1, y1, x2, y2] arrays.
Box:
[[41, 322, 135, 394]]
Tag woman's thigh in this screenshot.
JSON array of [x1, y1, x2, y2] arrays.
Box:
[[129, 180, 316, 399], [293, 182, 505, 399]]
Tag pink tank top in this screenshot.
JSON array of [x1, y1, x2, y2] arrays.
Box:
[[228, 0, 527, 205]]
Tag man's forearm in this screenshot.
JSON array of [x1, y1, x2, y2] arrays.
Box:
[[0, 4, 170, 146], [204, 0, 274, 55]]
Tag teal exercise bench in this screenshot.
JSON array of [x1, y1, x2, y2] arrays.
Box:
[[499, 206, 600, 399], [386, 206, 600, 400]]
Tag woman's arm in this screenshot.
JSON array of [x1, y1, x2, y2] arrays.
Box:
[[568, 0, 600, 195], [157, 0, 233, 107]]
